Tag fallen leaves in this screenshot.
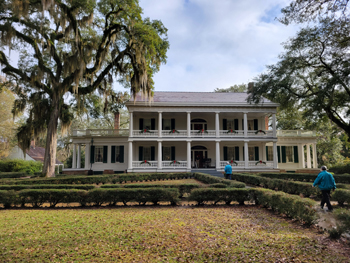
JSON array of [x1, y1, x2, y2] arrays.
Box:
[[0, 206, 349, 262]]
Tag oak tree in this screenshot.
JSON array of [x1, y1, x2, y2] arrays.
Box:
[[0, 0, 169, 176]]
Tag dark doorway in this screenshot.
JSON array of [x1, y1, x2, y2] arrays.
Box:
[[194, 151, 204, 168]]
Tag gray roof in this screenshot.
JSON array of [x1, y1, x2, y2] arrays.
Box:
[[128, 91, 274, 105]]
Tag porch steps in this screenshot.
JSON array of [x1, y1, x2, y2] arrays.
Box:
[[191, 169, 224, 178]]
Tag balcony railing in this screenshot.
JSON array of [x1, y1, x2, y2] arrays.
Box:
[[276, 130, 316, 137], [73, 129, 129, 136], [219, 161, 274, 169], [132, 161, 187, 169], [72, 129, 315, 138]]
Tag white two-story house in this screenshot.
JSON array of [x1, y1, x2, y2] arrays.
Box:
[[67, 92, 318, 174]]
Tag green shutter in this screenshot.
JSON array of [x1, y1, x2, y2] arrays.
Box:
[[151, 146, 155, 161], [103, 146, 108, 163], [235, 146, 239, 161], [242, 119, 244, 130], [254, 119, 258, 130], [90, 145, 95, 164], [223, 146, 228, 160], [162, 146, 164, 160], [139, 146, 143, 161], [119, 146, 124, 163], [281, 146, 286, 163], [266, 146, 269, 161], [223, 119, 227, 130], [294, 146, 299, 163], [111, 146, 116, 163], [151, 118, 156, 130], [234, 119, 239, 130], [171, 119, 175, 130], [277, 146, 281, 163], [139, 118, 143, 130], [162, 119, 164, 130], [171, 146, 175, 160], [255, 146, 259, 161]]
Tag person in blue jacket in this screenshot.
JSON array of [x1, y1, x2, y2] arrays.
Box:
[[313, 166, 336, 212], [224, 162, 232, 180]]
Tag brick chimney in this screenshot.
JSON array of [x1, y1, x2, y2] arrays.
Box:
[[265, 116, 269, 130], [114, 112, 120, 130]]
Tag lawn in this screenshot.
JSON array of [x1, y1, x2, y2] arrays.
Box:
[[1, 206, 349, 262]]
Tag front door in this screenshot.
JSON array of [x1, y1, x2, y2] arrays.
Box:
[[194, 151, 204, 168]]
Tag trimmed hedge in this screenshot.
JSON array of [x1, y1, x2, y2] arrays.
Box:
[[193, 172, 246, 188], [332, 189, 350, 206], [0, 175, 116, 185], [187, 188, 317, 225], [0, 184, 96, 191], [101, 183, 199, 198], [0, 172, 28, 179], [233, 173, 319, 197], [189, 188, 250, 205], [259, 172, 350, 184], [250, 188, 317, 226], [0, 188, 180, 208], [113, 172, 192, 183]]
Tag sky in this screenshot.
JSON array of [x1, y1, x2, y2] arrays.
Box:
[[138, 0, 300, 92]]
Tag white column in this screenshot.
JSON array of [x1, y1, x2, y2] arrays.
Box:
[[187, 112, 191, 137], [262, 143, 266, 162], [215, 112, 220, 138], [158, 112, 162, 138], [272, 113, 276, 137], [158, 141, 162, 170], [85, 143, 90, 169], [216, 141, 220, 170], [187, 141, 191, 170], [77, 144, 81, 169], [273, 142, 278, 169], [72, 144, 76, 168], [243, 113, 248, 137], [129, 112, 133, 137], [244, 141, 249, 168], [128, 141, 133, 171], [306, 144, 311, 168], [312, 143, 318, 168], [298, 144, 304, 169], [301, 144, 305, 169]]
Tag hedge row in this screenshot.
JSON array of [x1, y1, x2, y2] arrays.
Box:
[[0, 159, 43, 174], [0, 172, 28, 179], [193, 172, 246, 188], [0, 175, 117, 185], [188, 188, 317, 225], [101, 183, 199, 197], [0, 188, 180, 208], [332, 189, 350, 206], [0, 173, 193, 185], [0, 184, 96, 191], [259, 172, 350, 184], [233, 173, 319, 197]]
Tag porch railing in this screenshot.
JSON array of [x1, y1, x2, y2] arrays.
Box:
[[219, 161, 274, 169], [162, 161, 187, 168], [132, 161, 158, 168], [131, 161, 187, 168]]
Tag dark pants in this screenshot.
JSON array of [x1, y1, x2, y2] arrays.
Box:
[[226, 174, 232, 180], [321, 190, 333, 211]]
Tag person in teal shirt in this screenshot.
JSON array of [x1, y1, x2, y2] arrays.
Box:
[[313, 166, 336, 212], [224, 162, 232, 180]]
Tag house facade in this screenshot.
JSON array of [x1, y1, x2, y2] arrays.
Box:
[[67, 92, 317, 174]]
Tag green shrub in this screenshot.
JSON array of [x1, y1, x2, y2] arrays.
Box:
[[0, 159, 43, 174], [0, 172, 27, 179], [250, 188, 317, 225], [332, 189, 350, 206], [188, 188, 251, 205], [0, 184, 96, 191], [208, 183, 227, 188], [0, 190, 17, 208], [329, 163, 350, 174], [193, 172, 246, 188]]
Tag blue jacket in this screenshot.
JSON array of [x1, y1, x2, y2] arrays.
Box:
[[313, 170, 336, 190], [225, 164, 232, 175]]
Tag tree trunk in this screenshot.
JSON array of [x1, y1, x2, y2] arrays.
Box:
[[43, 98, 60, 177]]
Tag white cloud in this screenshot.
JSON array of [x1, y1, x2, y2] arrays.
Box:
[[139, 0, 300, 92]]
